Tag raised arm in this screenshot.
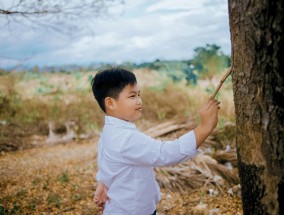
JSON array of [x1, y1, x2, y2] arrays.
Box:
[[119, 97, 220, 167], [194, 97, 220, 148], [119, 130, 198, 167]]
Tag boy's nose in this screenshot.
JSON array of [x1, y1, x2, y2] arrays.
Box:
[[136, 97, 142, 105]]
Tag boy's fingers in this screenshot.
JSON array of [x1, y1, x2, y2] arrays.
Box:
[[207, 99, 219, 109], [98, 202, 105, 207], [94, 199, 104, 207], [98, 207, 104, 215], [94, 196, 99, 203], [212, 102, 221, 112], [200, 100, 215, 113], [204, 99, 215, 109], [212, 104, 220, 111], [98, 205, 104, 213], [208, 101, 220, 112]]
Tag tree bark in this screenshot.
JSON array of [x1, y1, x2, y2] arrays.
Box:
[[228, 1, 284, 214]]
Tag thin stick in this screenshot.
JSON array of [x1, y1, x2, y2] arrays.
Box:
[[211, 67, 232, 99]]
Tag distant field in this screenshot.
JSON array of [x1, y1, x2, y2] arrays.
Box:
[[0, 67, 235, 151]]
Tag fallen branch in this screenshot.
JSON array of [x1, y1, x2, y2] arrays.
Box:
[[144, 120, 195, 138]]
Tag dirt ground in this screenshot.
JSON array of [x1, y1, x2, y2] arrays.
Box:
[[0, 137, 242, 215]]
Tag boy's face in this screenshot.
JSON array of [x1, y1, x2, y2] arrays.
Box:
[[106, 84, 142, 122]]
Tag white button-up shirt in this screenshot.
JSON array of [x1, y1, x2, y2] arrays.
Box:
[[97, 116, 197, 215]]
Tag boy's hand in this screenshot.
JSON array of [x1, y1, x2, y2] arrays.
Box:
[[194, 97, 220, 148], [93, 182, 109, 214], [199, 97, 220, 131]]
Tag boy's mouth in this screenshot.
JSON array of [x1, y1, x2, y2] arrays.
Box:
[[136, 107, 142, 112]]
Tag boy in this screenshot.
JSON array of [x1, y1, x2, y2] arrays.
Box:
[[91, 68, 220, 215]]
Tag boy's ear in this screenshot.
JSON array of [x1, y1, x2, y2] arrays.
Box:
[[105, 97, 116, 110]]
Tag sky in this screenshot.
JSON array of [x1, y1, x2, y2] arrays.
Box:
[[0, 0, 231, 68]]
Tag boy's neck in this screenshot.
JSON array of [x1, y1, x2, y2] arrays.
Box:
[[105, 113, 135, 124], [105, 113, 134, 123]]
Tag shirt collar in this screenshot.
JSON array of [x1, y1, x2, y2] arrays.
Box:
[[105, 115, 137, 129]]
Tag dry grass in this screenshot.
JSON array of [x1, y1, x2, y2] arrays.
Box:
[[0, 69, 235, 151], [0, 68, 241, 214], [0, 122, 241, 214], [0, 72, 104, 151], [0, 139, 100, 214], [141, 83, 193, 121], [0, 135, 242, 214]]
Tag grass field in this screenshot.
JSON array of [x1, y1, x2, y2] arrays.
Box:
[[0, 68, 242, 214]]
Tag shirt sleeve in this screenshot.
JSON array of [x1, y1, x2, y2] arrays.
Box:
[[96, 170, 101, 182], [119, 130, 198, 167], [96, 138, 103, 182]]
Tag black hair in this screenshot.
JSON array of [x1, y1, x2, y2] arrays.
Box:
[[91, 67, 137, 112]]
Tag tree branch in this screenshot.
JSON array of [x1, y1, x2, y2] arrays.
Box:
[[211, 67, 232, 99], [0, 9, 61, 15]]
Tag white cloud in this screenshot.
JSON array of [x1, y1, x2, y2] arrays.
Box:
[[0, 0, 230, 67], [146, 0, 207, 12]]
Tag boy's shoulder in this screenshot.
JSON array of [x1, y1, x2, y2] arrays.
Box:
[[101, 122, 136, 142], [103, 124, 153, 143]]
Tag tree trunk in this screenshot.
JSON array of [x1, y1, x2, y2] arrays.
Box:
[[228, 1, 284, 214]]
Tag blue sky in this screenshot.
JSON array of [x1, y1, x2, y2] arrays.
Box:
[[0, 0, 231, 68]]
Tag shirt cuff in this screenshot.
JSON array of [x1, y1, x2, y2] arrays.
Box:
[[178, 130, 198, 156]]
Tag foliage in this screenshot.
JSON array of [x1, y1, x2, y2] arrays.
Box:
[[125, 44, 230, 84], [191, 44, 231, 78], [136, 60, 197, 85], [3, 43, 230, 87], [120, 44, 230, 84]]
